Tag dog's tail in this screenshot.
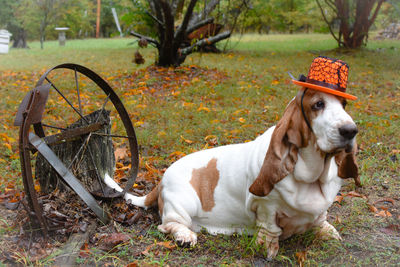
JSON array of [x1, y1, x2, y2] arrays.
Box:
[[104, 172, 159, 209]]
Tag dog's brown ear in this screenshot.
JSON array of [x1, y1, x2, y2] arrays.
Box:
[[335, 144, 361, 187], [249, 96, 310, 197]]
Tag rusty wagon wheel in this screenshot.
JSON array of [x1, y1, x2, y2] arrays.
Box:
[[15, 63, 139, 235]]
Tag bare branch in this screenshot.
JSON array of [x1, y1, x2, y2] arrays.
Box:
[[179, 31, 231, 56], [130, 31, 160, 47], [174, 0, 198, 41], [145, 10, 165, 29], [368, 0, 385, 28], [316, 0, 341, 45], [186, 17, 214, 35], [324, 0, 337, 12]]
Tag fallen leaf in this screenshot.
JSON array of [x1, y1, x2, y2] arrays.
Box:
[[368, 204, 378, 213], [169, 151, 186, 160], [346, 191, 367, 199], [295, 251, 307, 267], [115, 147, 128, 161], [373, 198, 395, 205], [79, 242, 90, 258], [141, 244, 155, 256], [374, 210, 392, 218], [158, 241, 176, 249], [180, 135, 194, 144], [197, 103, 210, 112], [334, 195, 344, 203], [99, 233, 131, 251]]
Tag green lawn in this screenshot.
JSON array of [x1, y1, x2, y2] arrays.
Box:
[[0, 34, 399, 266]]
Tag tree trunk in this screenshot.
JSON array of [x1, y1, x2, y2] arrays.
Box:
[[12, 27, 28, 48], [318, 0, 384, 49], [131, 0, 234, 67], [36, 109, 115, 194]]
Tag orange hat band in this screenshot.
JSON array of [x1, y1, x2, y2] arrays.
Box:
[[306, 78, 345, 92]]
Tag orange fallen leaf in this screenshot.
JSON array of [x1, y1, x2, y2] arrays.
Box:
[[295, 251, 307, 267], [157, 241, 176, 249], [168, 151, 186, 160], [373, 198, 395, 205], [368, 204, 378, 213], [181, 135, 194, 144], [141, 244, 155, 256], [197, 103, 210, 112], [374, 210, 392, 217], [334, 195, 344, 203], [115, 147, 128, 161], [346, 191, 367, 199]]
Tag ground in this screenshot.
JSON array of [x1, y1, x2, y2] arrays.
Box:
[[0, 34, 399, 266]]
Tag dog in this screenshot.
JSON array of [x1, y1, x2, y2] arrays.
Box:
[[104, 57, 360, 258]]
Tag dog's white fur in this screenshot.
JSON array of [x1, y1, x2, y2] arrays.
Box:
[[105, 89, 358, 258]]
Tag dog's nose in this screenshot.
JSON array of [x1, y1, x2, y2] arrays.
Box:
[[339, 124, 358, 140]]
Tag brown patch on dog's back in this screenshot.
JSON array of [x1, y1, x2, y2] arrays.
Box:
[[190, 158, 220, 212]]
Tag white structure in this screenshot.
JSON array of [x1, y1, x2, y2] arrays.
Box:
[[55, 27, 69, 46], [0, 29, 12, 54]]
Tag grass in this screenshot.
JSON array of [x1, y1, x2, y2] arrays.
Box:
[[0, 33, 399, 265]]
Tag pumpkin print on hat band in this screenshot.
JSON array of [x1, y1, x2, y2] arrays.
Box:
[[292, 56, 357, 100]]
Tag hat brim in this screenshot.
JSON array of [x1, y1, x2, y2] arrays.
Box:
[[292, 80, 357, 100]]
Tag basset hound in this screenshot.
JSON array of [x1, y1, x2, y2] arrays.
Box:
[[105, 88, 360, 258]]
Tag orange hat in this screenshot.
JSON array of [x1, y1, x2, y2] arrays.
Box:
[[292, 56, 357, 100]]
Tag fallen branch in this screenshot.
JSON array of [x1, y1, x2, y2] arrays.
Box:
[[185, 17, 214, 36], [130, 31, 160, 48], [179, 31, 231, 56]]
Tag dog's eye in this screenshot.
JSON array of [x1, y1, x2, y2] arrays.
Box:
[[342, 100, 347, 109], [312, 100, 325, 110]]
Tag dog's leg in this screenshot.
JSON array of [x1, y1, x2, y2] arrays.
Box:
[[254, 203, 282, 258], [158, 222, 197, 247], [313, 212, 342, 241], [256, 227, 280, 258], [316, 220, 342, 241], [158, 196, 198, 247]]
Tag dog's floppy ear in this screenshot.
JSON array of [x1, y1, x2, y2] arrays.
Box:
[[249, 95, 310, 197], [335, 144, 361, 187]]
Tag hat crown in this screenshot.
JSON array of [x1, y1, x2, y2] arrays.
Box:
[[307, 56, 349, 91]]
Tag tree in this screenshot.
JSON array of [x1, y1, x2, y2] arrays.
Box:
[[128, 0, 248, 67], [0, 0, 29, 48], [316, 0, 385, 48]]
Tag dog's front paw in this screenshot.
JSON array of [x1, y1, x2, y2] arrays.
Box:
[[257, 228, 280, 258], [173, 228, 197, 247], [158, 223, 197, 247], [316, 221, 342, 241]]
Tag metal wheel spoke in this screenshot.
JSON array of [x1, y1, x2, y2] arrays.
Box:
[[92, 132, 135, 139], [41, 123, 66, 131], [74, 67, 83, 115], [45, 77, 89, 124], [95, 94, 111, 123]]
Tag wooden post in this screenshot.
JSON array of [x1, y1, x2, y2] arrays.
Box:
[[96, 0, 101, 38]]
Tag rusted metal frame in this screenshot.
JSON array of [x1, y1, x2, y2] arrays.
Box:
[[29, 132, 110, 224], [42, 122, 104, 146], [36, 63, 139, 196], [19, 89, 49, 236]]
